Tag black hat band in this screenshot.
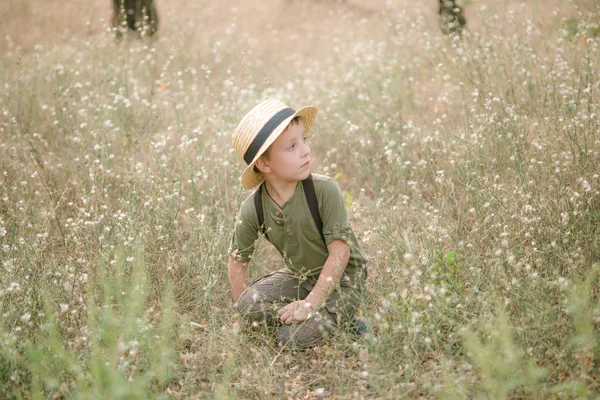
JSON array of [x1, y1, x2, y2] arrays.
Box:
[[243, 108, 295, 165]]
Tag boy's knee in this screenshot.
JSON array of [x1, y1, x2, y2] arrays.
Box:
[[235, 288, 256, 314], [277, 321, 330, 349], [235, 289, 276, 324]]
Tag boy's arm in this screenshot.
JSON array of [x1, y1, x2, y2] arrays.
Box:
[[277, 239, 349, 324], [305, 239, 350, 309], [228, 256, 249, 302]]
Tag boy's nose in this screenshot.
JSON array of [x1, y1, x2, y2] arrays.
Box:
[[301, 142, 311, 157]]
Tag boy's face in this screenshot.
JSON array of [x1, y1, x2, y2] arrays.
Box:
[[257, 120, 311, 184]]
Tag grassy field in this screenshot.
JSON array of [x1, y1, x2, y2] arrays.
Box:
[[1, 0, 599, 398]]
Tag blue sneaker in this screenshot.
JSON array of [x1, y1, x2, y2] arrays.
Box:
[[349, 317, 369, 337]]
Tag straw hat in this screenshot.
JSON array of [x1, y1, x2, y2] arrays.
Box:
[[233, 99, 318, 189]]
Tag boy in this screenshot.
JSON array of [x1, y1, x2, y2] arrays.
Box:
[[228, 99, 367, 348]]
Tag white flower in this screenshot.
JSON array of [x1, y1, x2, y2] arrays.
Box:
[[9, 282, 21, 292], [20, 313, 31, 323]]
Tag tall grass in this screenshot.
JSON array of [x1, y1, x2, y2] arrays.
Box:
[[1, 0, 599, 397]]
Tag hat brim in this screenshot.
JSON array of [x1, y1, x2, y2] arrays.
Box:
[[240, 105, 317, 190]]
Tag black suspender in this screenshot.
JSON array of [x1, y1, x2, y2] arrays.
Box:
[[253, 182, 267, 237], [302, 174, 325, 244], [254, 174, 326, 246]]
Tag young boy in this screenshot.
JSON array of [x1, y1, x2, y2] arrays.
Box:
[[228, 99, 367, 348]]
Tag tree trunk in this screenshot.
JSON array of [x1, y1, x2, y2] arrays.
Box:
[[112, 0, 158, 37], [438, 0, 466, 35]]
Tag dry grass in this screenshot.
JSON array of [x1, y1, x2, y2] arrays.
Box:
[[1, 0, 599, 398]]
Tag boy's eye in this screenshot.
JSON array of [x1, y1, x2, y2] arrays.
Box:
[[288, 144, 295, 150], [303, 136, 309, 142]]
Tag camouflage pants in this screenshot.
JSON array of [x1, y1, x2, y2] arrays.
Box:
[[235, 268, 365, 348]]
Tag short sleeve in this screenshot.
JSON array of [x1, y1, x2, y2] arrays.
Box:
[[318, 178, 352, 246], [229, 196, 260, 263]]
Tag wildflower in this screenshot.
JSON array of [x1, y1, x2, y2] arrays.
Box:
[[8, 282, 21, 292]]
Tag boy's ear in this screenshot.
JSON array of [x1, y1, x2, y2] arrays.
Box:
[[255, 156, 270, 174]]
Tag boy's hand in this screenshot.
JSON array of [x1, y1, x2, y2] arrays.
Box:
[[277, 300, 314, 325]]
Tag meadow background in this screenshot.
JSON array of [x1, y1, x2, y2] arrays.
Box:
[[1, 0, 599, 398]]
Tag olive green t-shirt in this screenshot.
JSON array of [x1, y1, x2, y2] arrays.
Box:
[[229, 174, 367, 284]]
